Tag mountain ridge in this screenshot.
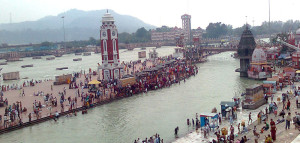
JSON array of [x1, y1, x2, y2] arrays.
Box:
[[0, 9, 156, 44]]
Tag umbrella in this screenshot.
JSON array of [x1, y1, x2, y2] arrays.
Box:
[[88, 80, 101, 85]]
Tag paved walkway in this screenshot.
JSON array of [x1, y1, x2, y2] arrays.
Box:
[[234, 83, 300, 143]]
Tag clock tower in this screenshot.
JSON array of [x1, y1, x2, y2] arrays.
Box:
[[99, 12, 124, 80]]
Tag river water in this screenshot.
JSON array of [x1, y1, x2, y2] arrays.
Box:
[[0, 47, 260, 143]]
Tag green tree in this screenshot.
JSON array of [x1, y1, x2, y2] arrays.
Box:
[[88, 37, 97, 45]]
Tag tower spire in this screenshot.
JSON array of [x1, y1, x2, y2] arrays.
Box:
[[107, 9, 108, 13]]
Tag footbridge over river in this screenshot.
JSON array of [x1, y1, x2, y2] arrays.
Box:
[[201, 47, 238, 52]]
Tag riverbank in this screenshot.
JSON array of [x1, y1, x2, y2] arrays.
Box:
[[0, 52, 207, 136], [0, 51, 248, 143], [173, 79, 300, 143], [233, 82, 300, 143]]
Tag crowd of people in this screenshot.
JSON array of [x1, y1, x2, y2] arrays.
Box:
[[134, 133, 163, 143], [0, 56, 201, 133], [1, 79, 51, 92], [209, 83, 300, 143]]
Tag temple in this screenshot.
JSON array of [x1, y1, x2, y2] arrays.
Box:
[[247, 47, 272, 79], [236, 26, 256, 77]]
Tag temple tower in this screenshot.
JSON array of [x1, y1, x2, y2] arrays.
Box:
[[237, 26, 256, 77]]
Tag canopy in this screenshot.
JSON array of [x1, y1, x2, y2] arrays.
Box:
[[220, 101, 235, 107], [200, 113, 218, 118], [263, 84, 273, 88], [88, 80, 101, 85]]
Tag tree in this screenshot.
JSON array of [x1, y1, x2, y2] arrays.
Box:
[[41, 41, 52, 47], [203, 22, 229, 38], [88, 37, 97, 45]]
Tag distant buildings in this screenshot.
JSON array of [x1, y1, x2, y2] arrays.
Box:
[[150, 26, 203, 45], [150, 14, 203, 46], [151, 26, 183, 42]]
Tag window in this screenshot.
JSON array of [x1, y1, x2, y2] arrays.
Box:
[[103, 40, 107, 52], [113, 40, 116, 51], [104, 55, 108, 61]]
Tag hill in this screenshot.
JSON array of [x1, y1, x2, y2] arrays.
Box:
[[0, 9, 156, 44]]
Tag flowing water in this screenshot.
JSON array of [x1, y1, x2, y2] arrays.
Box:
[[0, 48, 261, 143]]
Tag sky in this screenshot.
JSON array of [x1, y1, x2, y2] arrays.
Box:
[[0, 0, 299, 29]]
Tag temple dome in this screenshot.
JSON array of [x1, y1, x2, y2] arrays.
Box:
[[252, 47, 267, 63]]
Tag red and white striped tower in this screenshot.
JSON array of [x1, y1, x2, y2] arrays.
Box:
[[99, 12, 124, 80]]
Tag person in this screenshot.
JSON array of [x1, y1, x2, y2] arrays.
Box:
[[271, 94, 274, 102], [257, 112, 261, 125], [279, 110, 285, 119], [287, 100, 291, 111], [28, 113, 31, 122], [203, 126, 207, 138], [265, 134, 273, 143], [240, 137, 245, 143], [230, 125, 234, 135], [192, 118, 194, 126], [174, 126, 179, 136], [218, 112, 222, 125], [229, 133, 234, 141], [270, 119, 276, 141], [261, 122, 269, 132], [248, 112, 252, 125], [238, 123, 240, 133], [253, 125, 259, 137], [296, 95, 299, 108], [286, 112, 291, 130]]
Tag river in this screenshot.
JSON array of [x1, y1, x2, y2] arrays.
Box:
[[0, 47, 260, 143]]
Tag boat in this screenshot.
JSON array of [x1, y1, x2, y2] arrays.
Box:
[[2, 72, 20, 80], [73, 58, 82, 61], [54, 54, 63, 57], [6, 58, 22, 62], [21, 64, 33, 68], [0, 62, 7, 65], [56, 67, 68, 70], [75, 53, 82, 56], [32, 56, 42, 59], [242, 84, 266, 109], [46, 57, 55, 60], [83, 52, 91, 56], [138, 51, 146, 58], [128, 47, 134, 51]]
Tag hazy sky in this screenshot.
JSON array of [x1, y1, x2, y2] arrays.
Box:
[[1, 0, 299, 29]]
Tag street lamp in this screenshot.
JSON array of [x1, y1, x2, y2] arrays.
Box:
[[61, 16, 66, 49]]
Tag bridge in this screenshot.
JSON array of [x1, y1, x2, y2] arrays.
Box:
[[201, 47, 237, 52]]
